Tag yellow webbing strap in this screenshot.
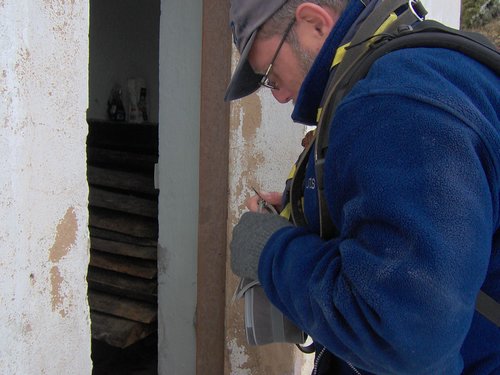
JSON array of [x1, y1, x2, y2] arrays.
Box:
[[280, 164, 297, 220], [287, 163, 297, 180], [331, 42, 351, 69], [317, 12, 399, 122], [330, 12, 398, 69], [280, 203, 292, 220], [374, 12, 398, 36], [316, 107, 323, 123]]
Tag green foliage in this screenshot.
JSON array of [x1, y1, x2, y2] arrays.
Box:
[[461, 0, 500, 28]]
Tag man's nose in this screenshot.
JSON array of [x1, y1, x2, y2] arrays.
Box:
[[271, 88, 293, 104]]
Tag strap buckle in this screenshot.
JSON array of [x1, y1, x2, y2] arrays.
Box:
[[409, 0, 426, 22]]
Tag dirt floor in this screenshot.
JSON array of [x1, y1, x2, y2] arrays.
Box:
[[91, 334, 157, 375]]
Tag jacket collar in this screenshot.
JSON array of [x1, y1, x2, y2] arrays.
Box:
[[291, 0, 369, 125]]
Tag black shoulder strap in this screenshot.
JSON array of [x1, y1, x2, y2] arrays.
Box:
[[477, 290, 500, 327], [316, 20, 500, 176], [313, 23, 500, 239], [312, 0, 432, 239]]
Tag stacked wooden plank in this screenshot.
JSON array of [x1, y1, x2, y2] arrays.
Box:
[[87, 120, 158, 348]]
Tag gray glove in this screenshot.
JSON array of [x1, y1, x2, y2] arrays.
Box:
[[230, 211, 292, 280]]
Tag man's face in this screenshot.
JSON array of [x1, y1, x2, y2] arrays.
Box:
[[248, 31, 317, 104], [246, 4, 339, 104]]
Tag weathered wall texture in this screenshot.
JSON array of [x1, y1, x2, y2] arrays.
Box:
[[226, 48, 312, 375], [225, 0, 460, 374], [0, 0, 91, 374]]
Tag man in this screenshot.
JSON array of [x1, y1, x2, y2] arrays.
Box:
[[226, 0, 500, 374]]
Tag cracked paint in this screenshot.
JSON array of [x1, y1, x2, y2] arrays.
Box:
[[229, 94, 267, 224], [227, 338, 251, 375], [48, 207, 77, 316], [43, 0, 78, 35], [227, 46, 309, 374], [49, 207, 77, 263], [50, 266, 67, 317], [0, 0, 91, 373]]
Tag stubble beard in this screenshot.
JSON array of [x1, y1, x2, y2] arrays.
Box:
[[288, 33, 317, 105], [289, 33, 317, 79]]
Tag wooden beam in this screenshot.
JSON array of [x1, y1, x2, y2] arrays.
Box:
[[89, 227, 158, 247], [87, 266, 157, 303], [89, 207, 158, 239], [89, 187, 158, 217], [87, 146, 157, 172], [196, 0, 231, 373], [89, 290, 157, 324], [91, 237, 157, 260], [90, 311, 156, 349], [90, 250, 157, 279], [88, 166, 157, 196]]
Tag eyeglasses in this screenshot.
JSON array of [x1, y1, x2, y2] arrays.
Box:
[[259, 19, 296, 91]]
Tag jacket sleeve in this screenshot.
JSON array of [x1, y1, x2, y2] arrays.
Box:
[[258, 92, 498, 374]]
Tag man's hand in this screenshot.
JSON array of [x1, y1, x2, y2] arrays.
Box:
[[230, 211, 292, 280], [246, 191, 283, 212]]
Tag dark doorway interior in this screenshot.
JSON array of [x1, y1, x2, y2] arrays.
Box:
[[86, 120, 159, 373], [87, 0, 160, 372], [91, 333, 157, 375]]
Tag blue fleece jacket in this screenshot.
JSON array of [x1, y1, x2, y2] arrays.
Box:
[[258, 1, 500, 374]]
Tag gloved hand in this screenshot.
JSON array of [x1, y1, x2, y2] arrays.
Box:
[[230, 211, 292, 280]]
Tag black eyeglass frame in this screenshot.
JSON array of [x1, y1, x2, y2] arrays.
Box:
[[259, 19, 296, 90]]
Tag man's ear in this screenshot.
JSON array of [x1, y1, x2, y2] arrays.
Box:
[[294, 3, 337, 43]]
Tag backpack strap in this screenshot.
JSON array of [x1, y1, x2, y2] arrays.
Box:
[[476, 290, 500, 327], [313, 24, 500, 238], [314, 0, 429, 238], [290, 138, 314, 228], [290, 0, 429, 237]]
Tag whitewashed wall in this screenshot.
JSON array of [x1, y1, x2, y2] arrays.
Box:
[[425, 0, 461, 28], [225, 0, 461, 374], [0, 1, 91, 374]]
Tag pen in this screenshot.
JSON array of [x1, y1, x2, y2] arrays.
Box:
[[251, 186, 278, 214]]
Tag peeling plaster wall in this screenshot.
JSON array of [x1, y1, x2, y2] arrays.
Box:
[[226, 49, 311, 375], [0, 1, 91, 374], [225, 1, 459, 374]]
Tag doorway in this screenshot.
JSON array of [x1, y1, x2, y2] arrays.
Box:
[[87, 0, 160, 373], [87, 0, 231, 373]]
